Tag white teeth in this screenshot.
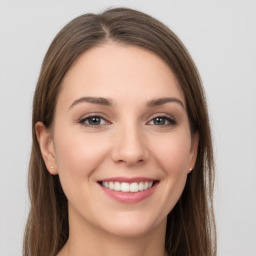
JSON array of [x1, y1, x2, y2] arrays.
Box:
[[102, 181, 109, 188], [120, 182, 130, 192], [130, 182, 139, 192], [101, 181, 154, 193], [138, 182, 144, 191], [114, 182, 121, 191], [109, 181, 114, 190]]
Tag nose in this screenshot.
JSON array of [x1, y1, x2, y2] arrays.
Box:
[[111, 124, 148, 167]]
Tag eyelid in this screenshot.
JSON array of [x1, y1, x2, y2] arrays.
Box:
[[78, 112, 110, 120]]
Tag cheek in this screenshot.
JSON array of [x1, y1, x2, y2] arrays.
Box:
[[53, 129, 109, 179], [53, 130, 111, 208], [150, 133, 191, 214], [152, 131, 192, 174]]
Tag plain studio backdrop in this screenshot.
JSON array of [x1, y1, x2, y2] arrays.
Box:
[[0, 1, 255, 255]]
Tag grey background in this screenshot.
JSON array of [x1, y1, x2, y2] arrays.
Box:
[[0, 1, 256, 255]]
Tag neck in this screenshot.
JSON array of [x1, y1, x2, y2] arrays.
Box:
[[58, 207, 168, 256]]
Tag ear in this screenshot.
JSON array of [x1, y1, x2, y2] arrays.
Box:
[[35, 122, 58, 175], [188, 132, 199, 173]]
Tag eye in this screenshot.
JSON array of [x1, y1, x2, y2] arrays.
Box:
[[148, 116, 176, 126], [79, 115, 109, 126]]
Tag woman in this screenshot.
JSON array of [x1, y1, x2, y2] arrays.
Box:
[[23, 7, 216, 256]]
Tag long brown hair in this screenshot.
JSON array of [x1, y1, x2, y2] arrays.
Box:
[[23, 7, 216, 256]]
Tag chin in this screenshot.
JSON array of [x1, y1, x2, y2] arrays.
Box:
[[98, 212, 166, 238], [103, 224, 153, 238]]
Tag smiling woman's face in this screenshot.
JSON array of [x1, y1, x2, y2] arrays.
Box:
[[37, 42, 198, 238]]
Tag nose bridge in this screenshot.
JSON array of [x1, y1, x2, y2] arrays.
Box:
[[112, 119, 148, 165]]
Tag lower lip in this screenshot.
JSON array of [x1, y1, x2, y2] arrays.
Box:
[[99, 183, 158, 204]]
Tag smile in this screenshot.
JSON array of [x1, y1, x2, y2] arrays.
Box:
[[98, 178, 159, 203], [101, 181, 154, 193]]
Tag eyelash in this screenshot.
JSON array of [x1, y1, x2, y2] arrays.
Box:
[[79, 115, 110, 127], [147, 115, 176, 126], [79, 114, 176, 127]]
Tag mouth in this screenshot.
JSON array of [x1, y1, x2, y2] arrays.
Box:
[[98, 180, 159, 193], [97, 178, 159, 203]]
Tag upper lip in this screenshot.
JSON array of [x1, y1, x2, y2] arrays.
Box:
[[98, 176, 158, 183]]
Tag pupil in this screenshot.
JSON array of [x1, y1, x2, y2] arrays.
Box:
[[154, 117, 165, 125], [89, 117, 100, 125]]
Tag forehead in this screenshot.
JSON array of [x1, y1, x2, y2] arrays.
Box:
[[59, 42, 185, 108]]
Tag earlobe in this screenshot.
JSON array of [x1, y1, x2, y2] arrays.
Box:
[[35, 122, 58, 175], [188, 132, 199, 173]]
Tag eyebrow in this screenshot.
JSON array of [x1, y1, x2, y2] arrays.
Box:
[[69, 97, 112, 109], [69, 96, 184, 109], [147, 97, 185, 108]]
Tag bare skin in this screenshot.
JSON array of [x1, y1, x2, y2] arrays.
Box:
[[57, 218, 168, 256], [36, 42, 198, 256]]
